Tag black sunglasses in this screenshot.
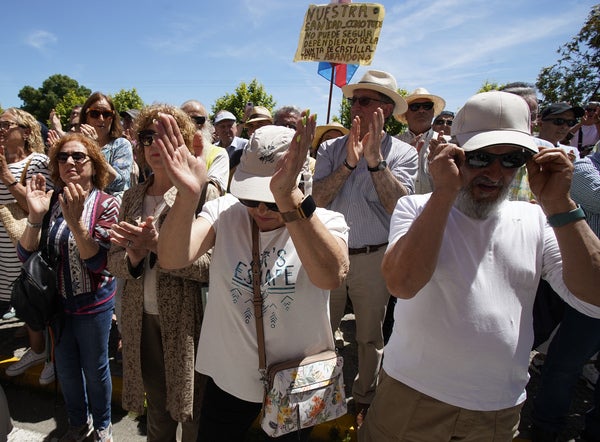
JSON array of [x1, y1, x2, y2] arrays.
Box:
[[57, 152, 89, 164], [87, 109, 114, 119], [192, 115, 207, 125], [238, 199, 279, 212], [433, 119, 453, 127], [347, 96, 389, 107], [465, 150, 533, 169], [138, 130, 157, 147], [408, 102, 434, 112], [542, 118, 578, 127]]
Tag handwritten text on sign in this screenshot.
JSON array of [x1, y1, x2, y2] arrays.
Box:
[[294, 3, 385, 65]]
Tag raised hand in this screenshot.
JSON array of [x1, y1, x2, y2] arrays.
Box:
[[363, 108, 385, 166], [346, 116, 364, 167], [59, 182, 88, 228], [78, 124, 98, 141], [427, 142, 465, 197], [270, 110, 316, 200], [527, 148, 574, 212], [154, 113, 207, 200], [25, 173, 53, 221]]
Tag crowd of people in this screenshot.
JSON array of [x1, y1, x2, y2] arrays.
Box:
[[0, 69, 599, 442]]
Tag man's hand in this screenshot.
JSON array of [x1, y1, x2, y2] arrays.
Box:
[[427, 142, 464, 198], [363, 108, 385, 167], [527, 148, 575, 214], [345, 116, 364, 167]]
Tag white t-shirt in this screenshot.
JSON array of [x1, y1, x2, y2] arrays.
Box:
[[196, 194, 349, 402], [383, 194, 600, 411]]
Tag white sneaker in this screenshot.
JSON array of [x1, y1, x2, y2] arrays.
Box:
[[94, 423, 113, 442], [5, 348, 46, 376], [39, 361, 55, 385]]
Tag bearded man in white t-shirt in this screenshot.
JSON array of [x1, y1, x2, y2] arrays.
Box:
[[359, 91, 600, 442]]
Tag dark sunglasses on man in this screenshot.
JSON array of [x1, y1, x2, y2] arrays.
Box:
[[542, 118, 578, 127], [408, 102, 434, 112], [192, 115, 207, 126], [433, 119, 453, 127], [465, 149, 533, 169]]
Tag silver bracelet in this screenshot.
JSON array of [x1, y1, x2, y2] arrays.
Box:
[[26, 219, 43, 229]]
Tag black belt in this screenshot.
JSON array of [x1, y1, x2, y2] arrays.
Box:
[[348, 242, 388, 255]]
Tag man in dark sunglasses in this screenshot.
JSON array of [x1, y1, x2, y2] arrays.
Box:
[[397, 88, 448, 194], [538, 102, 584, 161], [313, 69, 417, 425], [360, 91, 600, 441], [568, 100, 600, 157]]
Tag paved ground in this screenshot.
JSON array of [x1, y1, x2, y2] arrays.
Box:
[[0, 309, 597, 441]]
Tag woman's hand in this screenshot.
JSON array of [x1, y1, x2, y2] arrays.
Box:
[[110, 216, 159, 266], [26, 174, 53, 222], [78, 124, 98, 141], [59, 182, 88, 229], [155, 113, 207, 200]]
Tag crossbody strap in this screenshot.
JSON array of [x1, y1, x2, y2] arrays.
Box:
[[252, 220, 267, 374], [19, 158, 33, 185]]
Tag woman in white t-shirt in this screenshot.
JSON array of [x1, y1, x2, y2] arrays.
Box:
[[156, 116, 349, 441]]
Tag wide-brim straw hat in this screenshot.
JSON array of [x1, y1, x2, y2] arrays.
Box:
[[312, 122, 349, 149], [342, 70, 408, 118], [396, 88, 446, 124]]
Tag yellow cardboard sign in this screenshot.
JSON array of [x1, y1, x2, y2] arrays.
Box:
[[294, 3, 385, 65]]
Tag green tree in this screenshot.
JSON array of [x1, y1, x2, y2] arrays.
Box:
[[52, 89, 89, 128], [111, 88, 144, 115], [536, 5, 600, 107], [478, 80, 502, 93], [338, 88, 408, 136], [18, 74, 91, 122], [212, 79, 276, 122]]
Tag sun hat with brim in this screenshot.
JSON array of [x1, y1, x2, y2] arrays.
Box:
[[244, 106, 273, 126], [452, 91, 538, 153], [312, 122, 349, 149], [342, 70, 408, 118], [395, 88, 446, 124], [230, 125, 299, 203]]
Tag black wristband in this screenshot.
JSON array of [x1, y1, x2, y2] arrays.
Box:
[[343, 159, 356, 171], [7, 181, 18, 187]]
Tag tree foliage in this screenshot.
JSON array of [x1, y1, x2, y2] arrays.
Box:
[[338, 88, 408, 136], [536, 5, 600, 107], [18, 74, 91, 122], [111, 88, 144, 115], [52, 89, 89, 128], [478, 80, 503, 93], [212, 79, 276, 122]]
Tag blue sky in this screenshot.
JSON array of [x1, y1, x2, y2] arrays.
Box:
[[0, 0, 596, 125]]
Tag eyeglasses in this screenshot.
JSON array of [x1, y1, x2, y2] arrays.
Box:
[[347, 96, 389, 107], [57, 152, 89, 164], [465, 150, 532, 169], [138, 130, 157, 147], [408, 102, 434, 112], [192, 115, 206, 125], [542, 118, 578, 127], [87, 109, 114, 119], [238, 198, 279, 212], [433, 119, 453, 127], [0, 121, 24, 131]]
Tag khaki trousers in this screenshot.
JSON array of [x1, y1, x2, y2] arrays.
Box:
[[329, 246, 390, 404], [359, 371, 522, 442]]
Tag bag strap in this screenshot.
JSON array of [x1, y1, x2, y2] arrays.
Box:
[[19, 158, 33, 186], [252, 220, 267, 374]]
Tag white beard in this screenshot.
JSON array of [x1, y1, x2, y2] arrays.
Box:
[[454, 177, 513, 219]]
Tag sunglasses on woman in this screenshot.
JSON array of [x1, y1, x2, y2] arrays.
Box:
[[57, 152, 89, 164], [87, 109, 114, 119], [238, 199, 279, 212], [465, 150, 532, 169], [138, 130, 157, 147]]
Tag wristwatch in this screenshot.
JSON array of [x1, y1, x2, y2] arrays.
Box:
[[281, 195, 316, 223], [367, 160, 387, 172]]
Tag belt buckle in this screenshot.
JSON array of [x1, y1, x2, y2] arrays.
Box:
[[365, 245, 372, 254]]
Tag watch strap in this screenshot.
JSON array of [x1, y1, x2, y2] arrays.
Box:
[[547, 205, 586, 227], [281, 195, 316, 223], [367, 160, 387, 172]]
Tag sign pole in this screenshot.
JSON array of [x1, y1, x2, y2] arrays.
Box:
[[327, 64, 335, 124]]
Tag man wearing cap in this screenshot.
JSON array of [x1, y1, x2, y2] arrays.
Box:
[[313, 69, 417, 422], [431, 110, 454, 136], [181, 100, 229, 193], [359, 91, 600, 441], [569, 101, 600, 157], [538, 102, 584, 160], [397, 88, 447, 194], [156, 113, 349, 441], [213, 110, 248, 160], [244, 106, 273, 137]]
